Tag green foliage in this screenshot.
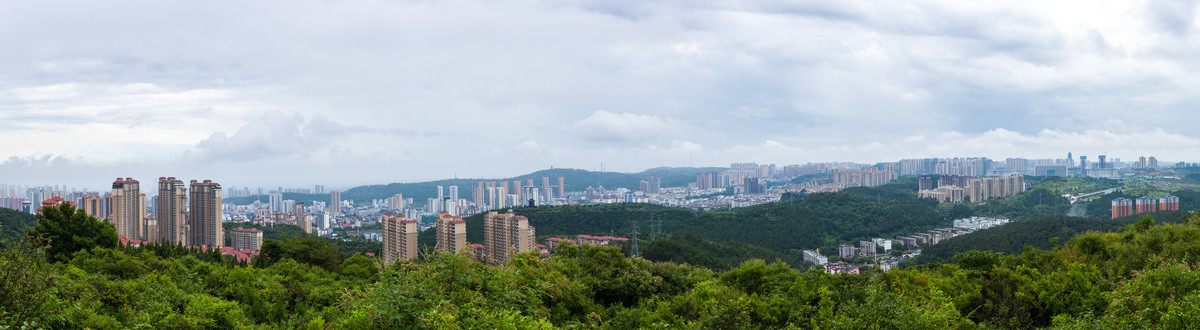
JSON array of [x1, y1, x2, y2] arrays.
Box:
[[0, 207, 37, 247], [642, 232, 802, 271], [0, 237, 57, 327], [28, 203, 118, 262], [259, 236, 345, 272]]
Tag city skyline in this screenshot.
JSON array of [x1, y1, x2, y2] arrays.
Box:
[[4, 1, 1200, 188]]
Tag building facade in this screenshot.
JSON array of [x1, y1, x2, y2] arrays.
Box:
[[189, 180, 223, 248], [1111, 197, 1134, 219], [435, 211, 467, 253], [230, 227, 264, 251], [381, 213, 419, 264], [482, 210, 534, 264], [111, 178, 145, 240], [157, 177, 187, 244]]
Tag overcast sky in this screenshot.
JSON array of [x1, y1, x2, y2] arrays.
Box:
[[3, 0, 1200, 190]]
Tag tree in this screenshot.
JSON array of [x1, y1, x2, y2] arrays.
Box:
[[28, 203, 118, 262], [0, 237, 57, 327]]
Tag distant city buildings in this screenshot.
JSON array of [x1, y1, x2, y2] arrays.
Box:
[[1112, 195, 1178, 219], [832, 169, 898, 188], [952, 217, 1010, 231]]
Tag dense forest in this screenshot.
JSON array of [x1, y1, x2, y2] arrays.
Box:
[[8, 203, 1200, 327], [417, 189, 946, 265], [224, 167, 724, 205], [0, 207, 36, 247]]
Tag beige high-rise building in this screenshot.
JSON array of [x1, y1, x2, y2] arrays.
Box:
[[230, 227, 264, 251], [482, 210, 534, 264], [331, 190, 342, 217], [189, 180, 223, 248], [111, 178, 144, 239], [381, 213, 419, 264], [388, 194, 404, 210], [435, 211, 466, 253], [79, 195, 103, 219], [143, 215, 158, 241], [157, 177, 187, 244]]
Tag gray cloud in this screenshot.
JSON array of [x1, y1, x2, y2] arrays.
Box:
[[2, 0, 1200, 188]]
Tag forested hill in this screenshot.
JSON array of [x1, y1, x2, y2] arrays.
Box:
[[908, 210, 1194, 266], [224, 166, 724, 205], [0, 207, 36, 246], [417, 186, 947, 260]]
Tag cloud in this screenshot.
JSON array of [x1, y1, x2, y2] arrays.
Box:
[[571, 110, 693, 144], [2, 0, 1200, 188]]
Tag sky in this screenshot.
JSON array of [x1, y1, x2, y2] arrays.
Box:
[[3, 0, 1200, 190]]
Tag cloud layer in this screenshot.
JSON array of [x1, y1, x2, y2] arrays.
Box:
[[2, 0, 1199, 189]]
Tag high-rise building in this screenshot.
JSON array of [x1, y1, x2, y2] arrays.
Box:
[[381, 213, 419, 264], [541, 177, 553, 202], [435, 211, 467, 253], [918, 177, 934, 191], [330, 190, 342, 217], [157, 177, 187, 244], [639, 177, 661, 194], [111, 178, 144, 240], [1160, 195, 1180, 211], [1149, 157, 1159, 169], [1098, 155, 1107, 169], [230, 227, 264, 251], [482, 210, 534, 264], [557, 177, 565, 199], [1111, 197, 1134, 219], [696, 172, 716, 190], [269, 192, 284, 213], [143, 215, 157, 241], [388, 194, 404, 210], [80, 194, 103, 219], [189, 180, 223, 248], [833, 169, 898, 188], [1135, 196, 1157, 214]]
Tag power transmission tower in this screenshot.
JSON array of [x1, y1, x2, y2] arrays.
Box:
[[630, 220, 640, 258]]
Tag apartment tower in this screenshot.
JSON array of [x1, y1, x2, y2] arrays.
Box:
[[189, 180, 223, 248], [482, 210, 534, 264], [157, 177, 187, 244], [381, 213, 419, 264], [435, 211, 467, 253], [330, 190, 342, 217], [111, 178, 144, 239]]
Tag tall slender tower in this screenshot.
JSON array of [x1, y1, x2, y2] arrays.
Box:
[[111, 177, 143, 239], [189, 180, 223, 248], [157, 177, 187, 244], [330, 190, 342, 217], [557, 177, 565, 199]]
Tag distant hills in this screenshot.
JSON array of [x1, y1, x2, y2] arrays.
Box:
[[0, 207, 37, 246], [223, 166, 725, 205]]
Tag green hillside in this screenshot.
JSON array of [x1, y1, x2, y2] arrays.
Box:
[[416, 187, 946, 262], [0, 207, 37, 246], [908, 210, 1193, 266]]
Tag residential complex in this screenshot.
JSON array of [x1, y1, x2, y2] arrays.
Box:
[[230, 227, 264, 251], [189, 180, 223, 248], [482, 210, 535, 264], [381, 213, 419, 264], [157, 177, 188, 244], [111, 178, 145, 240], [1114, 195, 1179, 219], [435, 211, 467, 253]]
